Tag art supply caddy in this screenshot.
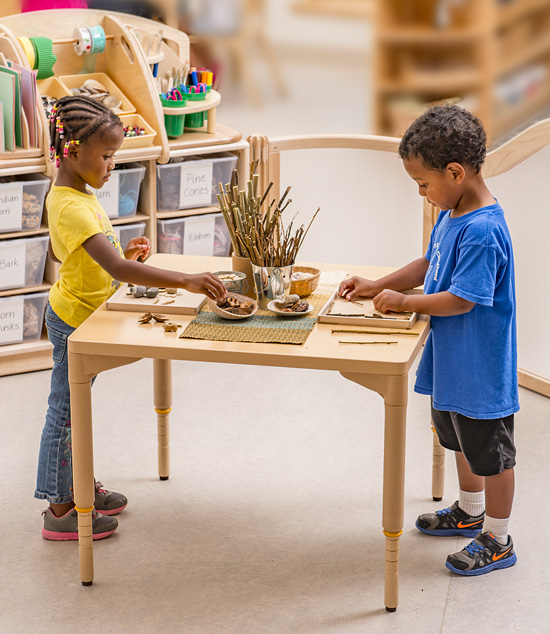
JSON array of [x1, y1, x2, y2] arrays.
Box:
[[0, 8, 247, 376]]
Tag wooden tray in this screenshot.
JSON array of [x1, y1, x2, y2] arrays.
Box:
[[318, 292, 418, 329], [106, 283, 205, 315]]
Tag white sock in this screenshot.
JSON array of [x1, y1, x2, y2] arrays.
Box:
[[483, 515, 510, 545], [458, 489, 485, 517]]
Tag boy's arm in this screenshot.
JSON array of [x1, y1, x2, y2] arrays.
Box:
[[339, 257, 429, 300], [82, 233, 226, 299], [375, 289, 475, 316]]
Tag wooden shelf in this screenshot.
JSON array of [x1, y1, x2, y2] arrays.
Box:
[[167, 124, 243, 154], [378, 27, 482, 45], [498, 0, 550, 29], [0, 334, 53, 377], [0, 226, 50, 240], [498, 36, 550, 78], [0, 284, 52, 298], [292, 0, 373, 19], [109, 213, 150, 226], [156, 206, 220, 220]]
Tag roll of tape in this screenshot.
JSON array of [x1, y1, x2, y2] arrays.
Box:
[[30, 37, 57, 80], [88, 25, 106, 55], [17, 36, 36, 69], [73, 27, 92, 56]]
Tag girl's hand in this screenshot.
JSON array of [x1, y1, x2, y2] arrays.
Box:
[[338, 276, 378, 300], [124, 236, 151, 261], [183, 272, 227, 300], [373, 289, 408, 313]]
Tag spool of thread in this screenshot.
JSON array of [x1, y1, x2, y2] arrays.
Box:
[[73, 25, 106, 56]]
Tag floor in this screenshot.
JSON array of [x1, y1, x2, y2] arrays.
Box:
[[2, 42, 550, 634]]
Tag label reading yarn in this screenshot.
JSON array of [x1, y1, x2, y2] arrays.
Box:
[[179, 162, 213, 208], [0, 183, 23, 232], [183, 215, 215, 255], [92, 173, 120, 218], [0, 297, 24, 345]]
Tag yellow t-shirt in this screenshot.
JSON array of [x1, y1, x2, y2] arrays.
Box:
[[48, 186, 125, 328]]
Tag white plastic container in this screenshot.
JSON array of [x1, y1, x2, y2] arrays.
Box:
[[0, 290, 48, 346], [91, 163, 146, 219], [156, 152, 238, 211], [0, 173, 50, 233], [115, 222, 146, 251], [157, 213, 231, 257], [0, 235, 48, 291]]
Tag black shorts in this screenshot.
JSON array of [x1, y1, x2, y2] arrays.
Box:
[[431, 403, 516, 476]]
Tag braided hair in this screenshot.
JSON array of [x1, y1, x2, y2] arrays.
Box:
[[49, 95, 123, 167]]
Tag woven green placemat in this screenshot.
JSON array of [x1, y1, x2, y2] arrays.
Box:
[[180, 290, 333, 345]]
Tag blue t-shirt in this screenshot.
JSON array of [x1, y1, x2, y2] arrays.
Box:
[[414, 202, 519, 419]]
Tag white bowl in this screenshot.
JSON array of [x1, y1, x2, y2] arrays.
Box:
[[207, 293, 258, 320], [267, 300, 314, 317]]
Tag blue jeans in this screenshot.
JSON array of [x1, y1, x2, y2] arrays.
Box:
[[35, 303, 78, 504]]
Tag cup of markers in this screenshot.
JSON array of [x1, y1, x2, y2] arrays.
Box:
[[159, 87, 188, 137]]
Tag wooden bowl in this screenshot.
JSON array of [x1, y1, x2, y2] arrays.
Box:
[[207, 293, 258, 320]]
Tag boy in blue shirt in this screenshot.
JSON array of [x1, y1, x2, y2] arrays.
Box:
[[339, 105, 519, 576]]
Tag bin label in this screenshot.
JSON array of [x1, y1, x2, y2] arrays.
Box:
[[183, 215, 216, 256], [0, 183, 23, 232], [91, 172, 120, 218], [0, 297, 24, 345], [0, 241, 26, 289], [179, 162, 213, 208]]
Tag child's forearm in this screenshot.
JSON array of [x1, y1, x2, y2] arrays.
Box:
[[373, 257, 428, 293], [403, 290, 475, 316], [110, 258, 189, 289]]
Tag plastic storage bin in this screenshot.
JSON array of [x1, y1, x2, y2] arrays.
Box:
[[156, 152, 238, 211], [0, 290, 48, 346], [92, 162, 146, 219], [0, 173, 50, 233], [157, 213, 231, 257], [0, 235, 48, 291], [115, 222, 146, 251]]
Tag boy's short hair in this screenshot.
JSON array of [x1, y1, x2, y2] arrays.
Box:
[[398, 105, 487, 173]]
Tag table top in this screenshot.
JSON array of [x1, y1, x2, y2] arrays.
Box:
[[69, 255, 430, 376]]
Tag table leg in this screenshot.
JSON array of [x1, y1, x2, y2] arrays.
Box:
[[431, 423, 445, 501], [70, 368, 96, 586], [341, 371, 408, 612], [153, 358, 172, 480]]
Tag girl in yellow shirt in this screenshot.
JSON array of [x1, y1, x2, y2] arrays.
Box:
[[37, 95, 225, 540]]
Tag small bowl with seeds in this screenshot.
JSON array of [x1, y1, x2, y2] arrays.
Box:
[[214, 270, 248, 295]]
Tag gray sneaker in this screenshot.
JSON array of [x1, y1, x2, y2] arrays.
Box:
[[94, 480, 128, 516], [415, 501, 484, 537], [42, 507, 118, 541]]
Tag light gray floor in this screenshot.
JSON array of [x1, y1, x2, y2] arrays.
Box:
[[1, 359, 549, 634], [2, 42, 549, 634]]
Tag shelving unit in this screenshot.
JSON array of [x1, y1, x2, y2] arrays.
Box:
[[0, 9, 248, 376], [373, 0, 550, 144]]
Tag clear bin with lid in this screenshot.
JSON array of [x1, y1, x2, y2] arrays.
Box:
[[0, 235, 48, 290], [0, 290, 48, 346], [0, 174, 50, 233]]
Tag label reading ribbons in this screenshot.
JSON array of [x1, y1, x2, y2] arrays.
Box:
[[0, 297, 24, 345], [0, 183, 24, 232], [179, 162, 213, 208]]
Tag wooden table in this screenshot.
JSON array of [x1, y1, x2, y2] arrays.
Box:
[[68, 254, 430, 611]]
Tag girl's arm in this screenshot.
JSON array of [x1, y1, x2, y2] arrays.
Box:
[[83, 233, 226, 299], [339, 257, 429, 300], [48, 238, 61, 264]]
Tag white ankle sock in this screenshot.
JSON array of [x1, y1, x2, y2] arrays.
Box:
[[458, 489, 485, 517], [483, 515, 510, 545]]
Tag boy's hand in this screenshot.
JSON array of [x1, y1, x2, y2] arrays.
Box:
[[338, 276, 378, 300], [183, 272, 227, 300], [373, 289, 408, 313], [124, 237, 151, 261]]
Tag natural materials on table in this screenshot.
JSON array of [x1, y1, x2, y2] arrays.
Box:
[[216, 163, 319, 267]]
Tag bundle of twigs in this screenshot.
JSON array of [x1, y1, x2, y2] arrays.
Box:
[[216, 162, 320, 267]]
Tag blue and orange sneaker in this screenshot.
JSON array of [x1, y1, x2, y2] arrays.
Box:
[[416, 501, 484, 537], [446, 532, 517, 576]]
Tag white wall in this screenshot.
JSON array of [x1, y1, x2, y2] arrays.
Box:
[[487, 147, 550, 382]]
